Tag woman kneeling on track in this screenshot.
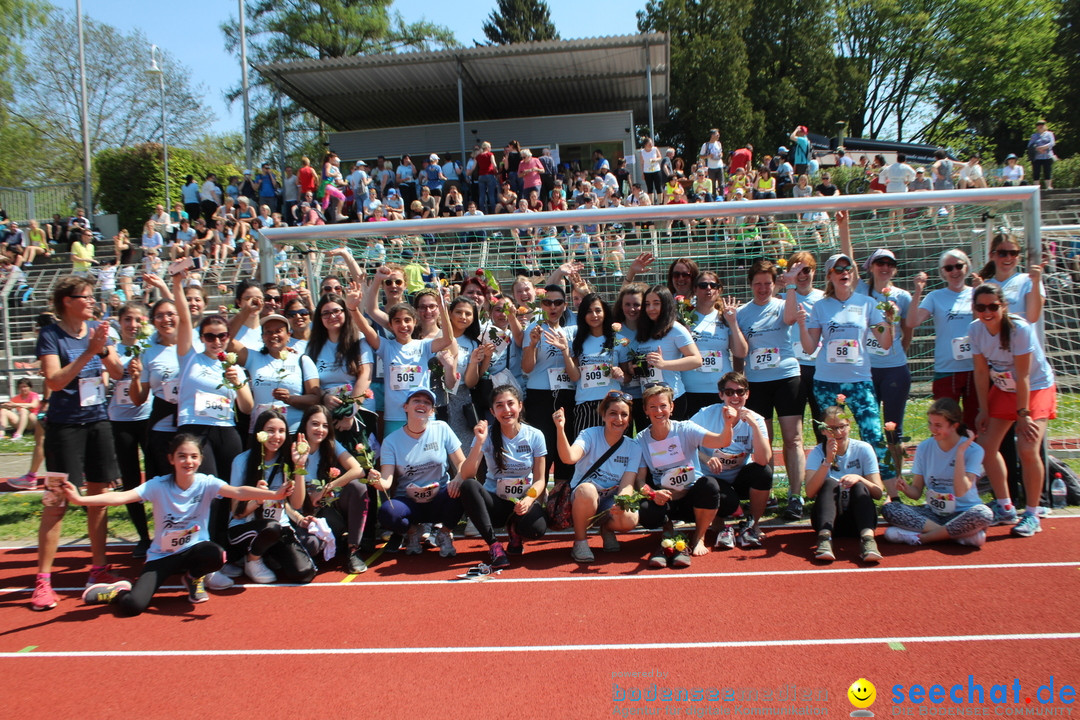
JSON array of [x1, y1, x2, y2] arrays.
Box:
[[804, 405, 884, 564], [690, 372, 773, 550], [635, 383, 728, 568], [881, 398, 993, 548], [459, 385, 548, 569], [553, 391, 643, 563], [62, 433, 294, 615], [225, 409, 315, 586], [378, 388, 467, 557]]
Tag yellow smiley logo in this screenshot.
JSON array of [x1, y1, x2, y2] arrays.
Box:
[[848, 678, 876, 709]]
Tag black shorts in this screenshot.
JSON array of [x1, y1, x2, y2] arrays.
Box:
[[747, 375, 803, 420], [44, 420, 120, 487]]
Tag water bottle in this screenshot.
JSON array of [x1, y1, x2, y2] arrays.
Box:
[[1051, 473, 1067, 509]]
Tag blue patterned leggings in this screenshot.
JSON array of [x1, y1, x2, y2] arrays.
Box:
[[813, 379, 894, 479], [882, 502, 993, 539]]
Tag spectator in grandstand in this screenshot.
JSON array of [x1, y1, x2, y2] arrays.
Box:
[[69, 228, 97, 276], [836, 147, 854, 167], [321, 153, 349, 223], [518, 148, 544, 201], [420, 154, 445, 197], [931, 150, 955, 191], [141, 220, 164, 256], [969, 283, 1056, 538], [789, 125, 811, 176], [691, 168, 714, 203], [753, 167, 776, 199], [774, 148, 794, 197], [640, 137, 663, 203], [908, 167, 932, 192], [804, 404, 884, 563], [1001, 154, 1025, 186], [881, 398, 991, 549], [68, 207, 91, 232], [504, 141, 523, 196], [1027, 121, 1056, 190], [957, 155, 987, 189], [476, 142, 499, 214], [0, 377, 40, 442], [418, 185, 438, 218], [699, 128, 726, 188], [442, 184, 464, 216]]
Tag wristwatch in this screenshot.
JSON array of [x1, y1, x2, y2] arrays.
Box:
[[1017, 408, 1031, 418]]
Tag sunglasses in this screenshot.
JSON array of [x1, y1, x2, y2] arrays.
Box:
[[941, 263, 965, 273], [643, 381, 671, 390], [68, 294, 95, 300], [202, 332, 229, 342], [697, 281, 721, 290], [672, 271, 693, 279], [541, 299, 565, 307], [384, 279, 404, 286], [322, 286, 343, 293], [831, 265, 853, 274], [605, 390, 633, 403], [264, 295, 282, 303], [974, 303, 1001, 313], [799, 267, 812, 276], [321, 307, 344, 318], [996, 249, 1021, 258], [722, 387, 747, 397], [285, 309, 311, 318], [872, 259, 897, 267]]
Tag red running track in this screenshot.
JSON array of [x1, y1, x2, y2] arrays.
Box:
[[1, 520, 1079, 719]]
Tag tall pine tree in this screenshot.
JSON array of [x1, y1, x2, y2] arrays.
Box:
[[482, 0, 559, 44]]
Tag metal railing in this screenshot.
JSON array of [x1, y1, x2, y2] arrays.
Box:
[[0, 182, 83, 224]]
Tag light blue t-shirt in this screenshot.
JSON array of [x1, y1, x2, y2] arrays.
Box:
[[691, 404, 768, 481], [140, 342, 180, 432], [683, 310, 733, 394], [968, 316, 1054, 391], [569, 428, 643, 491], [806, 294, 885, 383], [288, 337, 309, 355], [636, 420, 709, 496], [480, 424, 547, 499], [574, 332, 620, 402], [108, 344, 153, 422], [985, 272, 1045, 322], [382, 419, 461, 499], [137, 473, 226, 562], [228, 449, 292, 528], [308, 338, 373, 392], [855, 280, 912, 369], [806, 438, 880, 480], [303, 440, 348, 485], [246, 349, 319, 431], [919, 287, 975, 374], [737, 298, 800, 382], [375, 337, 437, 421], [624, 324, 696, 398], [524, 322, 578, 391], [794, 288, 825, 365], [176, 349, 248, 427], [911, 437, 985, 516], [614, 325, 641, 397], [234, 324, 264, 351]]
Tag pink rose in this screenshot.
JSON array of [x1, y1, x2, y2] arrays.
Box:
[[836, 394, 847, 404]]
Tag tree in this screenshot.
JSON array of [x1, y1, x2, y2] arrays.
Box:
[[6, 9, 214, 191], [482, 0, 559, 45], [1050, 0, 1079, 157], [637, 0, 759, 156], [220, 0, 459, 165]]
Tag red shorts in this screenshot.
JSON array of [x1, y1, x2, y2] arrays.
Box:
[[987, 384, 1057, 421]]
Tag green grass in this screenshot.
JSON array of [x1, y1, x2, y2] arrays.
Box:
[[0, 495, 142, 543]]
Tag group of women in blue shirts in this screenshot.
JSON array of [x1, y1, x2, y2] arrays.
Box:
[[31, 220, 1057, 612]]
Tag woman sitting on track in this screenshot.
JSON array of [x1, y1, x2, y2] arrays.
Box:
[[295, 405, 376, 575], [226, 409, 315, 586], [881, 398, 992, 547], [804, 405, 884, 564], [458, 385, 548, 569], [62, 433, 294, 616], [378, 388, 467, 557], [553, 392, 642, 563], [635, 383, 728, 567], [969, 284, 1057, 538]]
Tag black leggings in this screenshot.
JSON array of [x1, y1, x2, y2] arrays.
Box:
[[715, 462, 774, 516], [227, 519, 316, 584], [111, 419, 150, 543], [317, 480, 370, 549], [810, 478, 878, 537], [458, 478, 547, 545], [179, 424, 243, 544], [115, 541, 224, 617], [639, 476, 721, 528], [524, 388, 574, 481]]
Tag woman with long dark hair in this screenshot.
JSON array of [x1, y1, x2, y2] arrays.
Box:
[[570, 293, 626, 435], [624, 285, 702, 420], [306, 291, 374, 443]]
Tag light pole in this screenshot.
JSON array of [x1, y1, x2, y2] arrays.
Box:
[[146, 45, 170, 209], [239, 0, 252, 172], [76, 0, 92, 219]]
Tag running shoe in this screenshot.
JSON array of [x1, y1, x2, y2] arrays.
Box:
[[506, 520, 524, 555], [184, 573, 209, 603], [245, 557, 277, 583], [991, 502, 1018, 526], [600, 525, 620, 553], [204, 571, 234, 591], [1036, 506, 1052, 518], [955, 530, 986, 547], [647, 546, 668, 568], [1011, 512, 1042, 538], [490, 541, 510, 569], [670, 551, 692, 568], [571, 540, 595, 563], [82, 581, 127, 605], [737, 521, 764, 548], [883, 527, 921, 545], [221, 560, 244, 578], [859, 536, 883, 563], [814, 533, 835, 562], [420, 522, 436, 548], [784, 495, 805, 521], [86, 564, 131, 591], [383, 533, 403, 554], [714, 525, 735, 550], [404, 526, 423, 555], [435, 527, 456, 558], [7, 473, 38, 490], [346, 551, 368, 574], [30, 576, 58, 611], [764, 496, 779, 513]]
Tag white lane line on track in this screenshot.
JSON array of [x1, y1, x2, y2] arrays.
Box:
[[3, 632, 1079, 659], [3, 560, 1077, 594]]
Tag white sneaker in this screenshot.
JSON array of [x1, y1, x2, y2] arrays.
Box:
[[955, 530, 986, 547], [570, 540, 594, 563], [883, 527, 921, 545], [714, 526, 735, 550], [220, 560, 244, 578], [435, 527, 456, 558], [205, 571, 234, 591], [405, 526, 423, 555], [245, 557, 277, 583]]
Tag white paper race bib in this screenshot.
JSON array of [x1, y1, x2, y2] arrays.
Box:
[[926, 487, 957, 515], [79, 376, 106, 407], [750, 347, 781, 370], [990, 370, 1016, 392], [660, 465, 696, 491], [260, 501, 285, 522], [952, 336, 973, 361], [161, 524, 199, 551], [389, 363, 422, 392], [714, 449, 746, 471], [114, 379, 134, 406], [580, 364, 611, 390], [547, 367, 574, 391], [640, 364, 661, 384], [161, 379, 179, 402], [827, 339, 861, 364], [700, 350, 723, 373], [405, 482, 440, 503], [194, 390, 232, 420], [865, 334, 889, 357], [496, 477, 530, 501]]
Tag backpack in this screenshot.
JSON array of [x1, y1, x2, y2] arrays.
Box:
[[1046, 455, 1080, 506]]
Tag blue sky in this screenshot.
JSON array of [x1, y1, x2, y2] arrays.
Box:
[[80, 0, 644, 136]]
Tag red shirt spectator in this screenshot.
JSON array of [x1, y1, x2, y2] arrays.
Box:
[[476, 149, 497, 176], [729, 145, 753, 174], [298, 164, 318, 195]]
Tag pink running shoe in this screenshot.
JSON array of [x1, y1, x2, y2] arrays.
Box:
[[31, 576, 59, 611], [86, 564, 132, 591]]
